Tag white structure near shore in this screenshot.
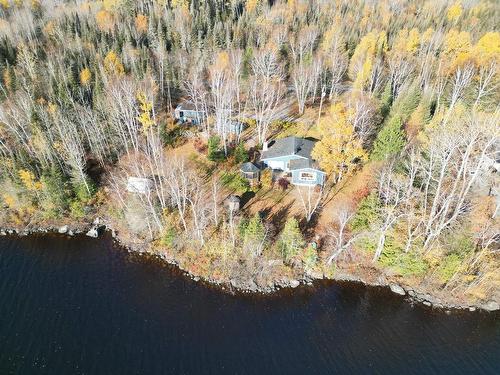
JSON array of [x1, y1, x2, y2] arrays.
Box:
[[126, 177, 153, 194]]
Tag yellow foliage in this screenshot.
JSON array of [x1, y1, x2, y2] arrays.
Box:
[[471, 2, 489, 16], [446, 1, 462, 22], [47, 102, 57, 114], [0, 0, 9, 10], [392, 28, 420, 55], [406, 101, 428, 139], [53, 141, 65, 156], [136, 91, 155, 133], [96, 9, 114, 32], [43, 20, 56, 37], [3, 193, 15, 208], [321, 26, 344, 53], [349, 31, 386, 88], [443, 29, 472, 71], [214, 51, 230, 71], [473, 32, 500, 66], [420, 103, 468, 145], [79, 1, 91, 12], [79, 67, 92, 85], [103, 0, 122, 11], [312, 103, 367, 180], [421, 27, 434, 45], [352, 57, 372, 91], [246, 0, 259, 12], [3, 68, 11, 91], [31, 0, 41, 11], [171, 0, 188, 11], [18, 169, 42, 191], [406, 29, 420, 54], [443, 29, 471, 57], [135, 14, 148, 34], [103, 50, 124, 76]]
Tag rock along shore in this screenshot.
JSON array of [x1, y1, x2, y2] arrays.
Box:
[[1, 222, 498, 313]]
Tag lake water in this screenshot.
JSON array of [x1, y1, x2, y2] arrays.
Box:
[[0, 234, 499, 374]]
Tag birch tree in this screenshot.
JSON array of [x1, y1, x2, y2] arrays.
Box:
[[249, 47, 285, 144], [326, 207, 361, 264], [289, 26, 320, 114], [298, 184, 323, 222]]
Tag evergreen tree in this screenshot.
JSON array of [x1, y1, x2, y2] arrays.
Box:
[[243, 213, 265, 246], [278, 217, 305, 262], [39, 166, 69, 218], [351, 192, 381, 231], [207, 135, 223, 161], [371, 115, 405, 161], [234, 143, 248, 163]]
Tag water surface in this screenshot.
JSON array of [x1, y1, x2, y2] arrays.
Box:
[[0, 234, 498, 374]]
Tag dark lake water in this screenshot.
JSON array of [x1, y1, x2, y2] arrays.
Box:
[[0, 234, 499, 374]]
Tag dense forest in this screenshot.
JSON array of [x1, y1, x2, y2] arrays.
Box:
[[0, 0, 498, 304]]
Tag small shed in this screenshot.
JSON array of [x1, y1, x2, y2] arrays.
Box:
[[126, 177, 153, 194], [174, 100, 205, 125], [240, 162, 260, 184], [225, 194, 240, 212]]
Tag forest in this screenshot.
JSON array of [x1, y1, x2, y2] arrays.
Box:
[[0, 0, 498, 305]]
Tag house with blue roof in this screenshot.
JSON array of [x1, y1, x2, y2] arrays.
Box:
[[260, 136, 326, 187]]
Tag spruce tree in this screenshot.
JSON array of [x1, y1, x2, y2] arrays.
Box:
[[278, 218, 305, 262], [371, 115, 405, 161], [351, 193, 381, 231]]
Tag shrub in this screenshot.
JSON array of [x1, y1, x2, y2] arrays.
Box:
[[73, 177, 97, 203], [70, 200, 85, 219], [352, 186, 371, 204], [234, 143, 249, 163], [220, 172, 249, 193], [160, 122, 185, 148], [271, 119, 296, 134], [260, 168, 273, 189], [193, 137, 207, 153], [277, 177, 289, 190], [437, 253, 463, 283], [379, 235, 428, 277], [160, 226, 176, 248], [302, 245, 318, 271], [437, 234, 475, 283]]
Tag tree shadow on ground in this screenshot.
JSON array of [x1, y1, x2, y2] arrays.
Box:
[[240, 191, 255, 208], [86, 158, 105, 185], [299, 212, 321, 240], [259, 207, 272, 220], [322, 179, 347, 206], [270, 201, 295, 234]]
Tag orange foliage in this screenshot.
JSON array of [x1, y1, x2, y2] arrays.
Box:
[[96, 9, 114, 32], [135, 14, 148, 34]]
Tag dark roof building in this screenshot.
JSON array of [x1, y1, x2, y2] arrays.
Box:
[[240, 162, 259, 174], [260, 136, 316, 160], [260, 136, 326, 187]]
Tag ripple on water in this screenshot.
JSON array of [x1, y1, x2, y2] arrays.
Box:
[[0, 234, 499, 375]]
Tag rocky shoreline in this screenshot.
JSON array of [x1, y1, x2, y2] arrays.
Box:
[[1, 221, 498, 313]]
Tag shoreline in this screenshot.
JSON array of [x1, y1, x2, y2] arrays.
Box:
[[1, 222, 498, 313]]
